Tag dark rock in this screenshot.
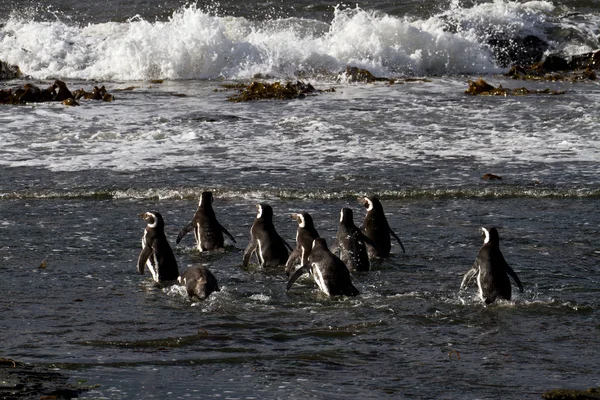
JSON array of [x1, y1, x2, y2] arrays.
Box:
[[541, 54, 571, 72], [0, 60, 22, 80], [465, 78, 565, 96], [482, 173, 502, 180]]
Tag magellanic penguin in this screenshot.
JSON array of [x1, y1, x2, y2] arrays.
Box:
[[361, 196, 405, 258], [137, 212, 179, 283], [176, 191, 236, 251], [460, 227, 524, 304], [178, 266, 219, 300], [285, 212, 320, 276], [242, 204, 293, 269], [335, 207, 379, 272], [287, 238, 359, 297]]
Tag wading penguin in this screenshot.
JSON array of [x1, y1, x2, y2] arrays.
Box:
[[361, 196, 405, 258], [176, 191, 236, 251], [242, 204, 293, 268], [178, 266, 219, 300], [460, 227, 524, 304], [335, 207, 379, 272], [285, 212, 320, 276], [287, 238, 359, 297], [137, 211, 179, 283]]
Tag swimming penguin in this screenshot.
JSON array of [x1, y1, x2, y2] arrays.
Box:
[[287, 238, 359, 297], [137, 212, 179, 283], [335, 207, 379, 272], [176, 191, 236, 251], [460, 227, 524, 304], [285, 212, 320, 276], [242, 204, 293, 269], [178, 266, 219, 299], [361, 196, 405, 258]]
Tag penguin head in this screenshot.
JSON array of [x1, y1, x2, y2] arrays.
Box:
[[140, 211, 164, 229], [481, 227, 500, 246], [291, 212, 314, 229], [199, 191, 214, 208], [312, 237, 329, 250], [256, 203, 273, 221], [361, 196, 375, 211], [340, 207, 354, 224]]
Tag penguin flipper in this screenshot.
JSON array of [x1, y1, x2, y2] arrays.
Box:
[[242, 239, 257, 268], [389, 227, 406, 254], [176, 222, 194, 244], [286, 265, 310, 291], [360, 232, 383, 256], [282, 238, 294, 252], [220, 224, 237, 243], [505, 264, 524, 292], [285, 249, 302, 276], [137, 245, 152, 275], [460, 266, 478, 290]]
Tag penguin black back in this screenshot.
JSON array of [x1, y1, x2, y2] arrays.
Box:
[[176, 191, 236, 251], [285, 212, 320, 276], [243, 203, 292, 269], [361, 196, 405, 257], [460, 227, 524, 304], [336, 207, 375, 272], [178, 266, 219, 299], [287, 238, 359, 297], [137, 211, 179, 282]]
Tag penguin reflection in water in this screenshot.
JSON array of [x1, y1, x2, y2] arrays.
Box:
[[243, 204, 293, 269], [360, 196, 405, 258], [178, 266, 219, 300], [285, 212, 320, 276], [287, 238, 359, 297], [176, 191, 236, 251], [460, 227, 524, 304], [137, 212, 179, 283]]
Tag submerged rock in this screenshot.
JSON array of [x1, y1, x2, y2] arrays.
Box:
[[0, 358, 96, 398], [482, 173, 503, 181], [227, 80, 334, 102], [0, 60, 22, 80], [465, 78, 565, 96]]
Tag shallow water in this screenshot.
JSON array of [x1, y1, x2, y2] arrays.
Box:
[[1, 0, 600, 398]]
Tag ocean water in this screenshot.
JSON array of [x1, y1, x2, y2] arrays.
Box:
[[1, 0, 599, 398]]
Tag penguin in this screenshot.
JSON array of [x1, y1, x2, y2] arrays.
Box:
[[360, 196, 405, 258], [242, 204, 293, 269], [334, 207, 379, 272], [460, 227, 524, 304], [287, 238, 359, 297], [178, 266, 219, 300], [285, 212, 320, 276], [137, 212, 179, 283], [176, 191, 236, 251]]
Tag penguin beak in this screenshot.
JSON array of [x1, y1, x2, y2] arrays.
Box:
[[360, 197, 369, 208], [291, 213, 299, 220], [138, 213, 147, 219]]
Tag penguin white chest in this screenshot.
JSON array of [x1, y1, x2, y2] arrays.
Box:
[[312, 264, 330, 296]]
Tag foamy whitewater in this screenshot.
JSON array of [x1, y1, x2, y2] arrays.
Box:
[[1, 0, 599, 399]]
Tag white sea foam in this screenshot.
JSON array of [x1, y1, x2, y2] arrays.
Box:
[[2, 1, 594, 81]]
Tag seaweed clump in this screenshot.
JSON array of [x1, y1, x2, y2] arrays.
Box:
[[542, 387, 600, 400], [465, 78, 565, 96], [1, 80, 114, 106], [227, 81, 334, 102]]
